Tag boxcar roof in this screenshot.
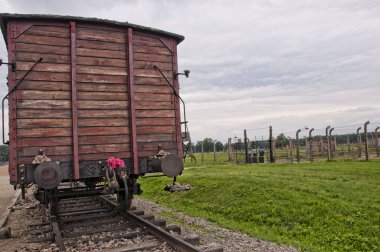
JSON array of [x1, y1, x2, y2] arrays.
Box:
[[0, 13, 185, 46]]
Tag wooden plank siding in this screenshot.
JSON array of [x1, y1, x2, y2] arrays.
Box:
[[15, 25, 72, 164], [75, 26, 131, 158], [132, 34, 178, 157], [12, 21, 181, 170]]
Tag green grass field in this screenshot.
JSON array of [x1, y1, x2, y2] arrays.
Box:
[[138, 159, 380, 251]]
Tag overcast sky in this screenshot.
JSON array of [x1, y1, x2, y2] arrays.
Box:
[[1, 0, 379, 142]]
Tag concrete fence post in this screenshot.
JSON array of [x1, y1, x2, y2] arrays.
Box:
[[329, 127, 334, 160], [357, 127, 362, 158], [309, 128, 314, 162], [296, 129, 301, 163], [326, 126, 331, 161], [364, 121, 370, 161], [375, 127, 380, 157]]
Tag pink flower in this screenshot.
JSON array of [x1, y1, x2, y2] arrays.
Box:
[[115, 158, 125, 168], [107, 157, 116, 166]]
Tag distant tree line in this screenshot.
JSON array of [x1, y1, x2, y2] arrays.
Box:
[[0, 145, 9, 162]]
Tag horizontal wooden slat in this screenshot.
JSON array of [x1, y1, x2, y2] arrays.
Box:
[[18, 90, 71, 100], [77, 56, 126, 68], [19, 146, 72, 157], [18, 137, 72, 147], [25, 25, 70, 38], [78, 118, 128, 127], [134, 84, 172, 94], [77, 65, 127, 76], [79, 143, 130, 154], [77, 73, 127, 83], [134, 93, 172, 102], [17, 118, 71, 129], [17, 34, 70, 46], [132, 35, 165, 47], [17, 100, 70, 109], [136, 134, 174, 142], [79, 152, 131, 161], [77, 83, 127, 92], [77, 28, 125, 43], [16, 71, 71, 82], [77, 91, 128, 101], [137, 126, 175, 134], [134, 61, 172, 71], [18, 128, 72, 137], [136, 110, 175, 118], [77, 39, 126, 51], [77, 48, 126, 59], [134, 76, 169, 85], [16, 52, 70, 64], [77, 110, 128, 118], [133, 45, 171, 55], [135, 101, 173, 110], [79, 135, 130, 145], [133, 53, 172, 63], [137, 142, 177, 151], [18, 155, 73, 164], [77, 100, 128, 110], [17, 62, 70, 73], [134, 69, 172, 78], [16, 43, 70, 55], [78, 126, 129, 136], [136, 118, 176, 126], [17, 109, 71, 119], [19, 81, 71, 91]]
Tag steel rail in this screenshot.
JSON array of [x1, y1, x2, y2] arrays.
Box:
[[51, 220, 65, 251], [98, 195, 203, 252]]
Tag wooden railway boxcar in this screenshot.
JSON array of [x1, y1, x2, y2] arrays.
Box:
[[0, 13, 186, 211]]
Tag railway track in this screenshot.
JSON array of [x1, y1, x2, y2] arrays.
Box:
[[26, 195, 222, 252]]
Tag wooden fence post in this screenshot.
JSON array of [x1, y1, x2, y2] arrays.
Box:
[[213, 140, 216, 163], [376, 127, 380, 157]]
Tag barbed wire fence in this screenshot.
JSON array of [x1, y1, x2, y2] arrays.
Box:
[[190, 120, 380, 165]]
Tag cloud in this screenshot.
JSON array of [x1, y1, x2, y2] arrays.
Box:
[[0, 0, 379, 143]]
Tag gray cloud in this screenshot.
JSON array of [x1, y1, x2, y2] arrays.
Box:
[[1, 0, 379, 142]]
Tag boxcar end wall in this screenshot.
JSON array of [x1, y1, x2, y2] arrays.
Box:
[[0, 14, 185, 185]]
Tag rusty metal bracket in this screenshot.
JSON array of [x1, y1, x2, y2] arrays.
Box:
[[0, 59, 16, 72], [153, 65, 189, 150]]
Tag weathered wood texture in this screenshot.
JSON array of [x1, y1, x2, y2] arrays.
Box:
[[133, 34, 177, 157], [75, 26, 131, 158], [15, 25, 72, 164], [12, 22, 180, 168]]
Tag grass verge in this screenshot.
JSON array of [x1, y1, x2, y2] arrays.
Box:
[[138, 160, 380, 251]]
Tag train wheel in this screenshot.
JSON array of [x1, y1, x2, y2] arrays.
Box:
[[117, 179, 132, 211]]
